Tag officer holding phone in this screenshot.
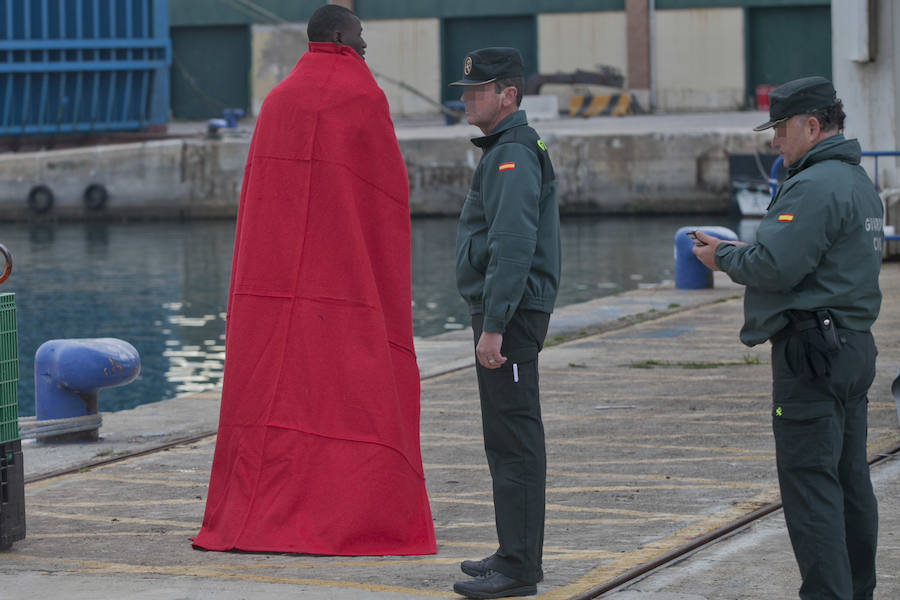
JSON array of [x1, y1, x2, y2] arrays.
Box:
[[692, 77, 883, 599]]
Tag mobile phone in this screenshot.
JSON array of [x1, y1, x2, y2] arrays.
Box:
[[687, 231, 707, 246]]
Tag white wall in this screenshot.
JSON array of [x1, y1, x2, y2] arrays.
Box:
[[363, 19, 441, 117], [250, 24, 308, 117], [654, 8, 745, 112], [832, 0, 899, 188]]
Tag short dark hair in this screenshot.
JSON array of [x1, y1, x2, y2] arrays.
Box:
[[809, 100, 846, 132], [494, 77, 525, 107], [307, 5, 356, 42]]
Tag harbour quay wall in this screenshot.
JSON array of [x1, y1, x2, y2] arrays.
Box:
[[0, 139, 248, 220], [403, 128, 770, 215], [0, 126, 770, 220]]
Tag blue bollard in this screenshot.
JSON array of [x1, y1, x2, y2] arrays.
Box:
[[34, 338, 140, 442], [674, 226, 739, 289]]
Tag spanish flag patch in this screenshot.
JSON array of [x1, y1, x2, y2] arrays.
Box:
[[777, 214, 794, 222], [498, 162, 516, 172]]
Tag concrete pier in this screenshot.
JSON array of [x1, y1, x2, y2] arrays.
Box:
[[4, 266, 899, 599], [0, 111, 771, 219]]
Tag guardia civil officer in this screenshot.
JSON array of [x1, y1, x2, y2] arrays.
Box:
[[449, 47, 560, 599], [693, 76, 883, 599]]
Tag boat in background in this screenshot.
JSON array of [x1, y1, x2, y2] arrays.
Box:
[[728, 153, 783, 217]]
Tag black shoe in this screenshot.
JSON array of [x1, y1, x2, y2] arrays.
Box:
[[460, 555, 543, 583], [453, 570, 537, 599]]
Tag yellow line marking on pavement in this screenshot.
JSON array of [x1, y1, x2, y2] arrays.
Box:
[[423, 463, 488, 471], [438, 517, 688, 530], [534, 488, 782, 600], [438, 540, 613, 558], [422, 432, 484, 440], [421, 440, 487, 447], [547, 470, 763, 484], [27, 509, 198, 529], [432, 500, 684, 522], [72, 474, 209, 487], [28, 499, 203, 508], [429, 496, 692, 520], [26, 530, 199, 539], [213, 557, 480, 570], [550, 456, 772, 467], [439, 540, 498, 551], [550, 440, 768, 454], [426, 455, 772, 470], [553, 433, 771, 444], [0, 554, 456, 598], [444, 482, 769, 498]]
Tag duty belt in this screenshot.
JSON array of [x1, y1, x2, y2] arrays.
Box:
[[770, 309, 845, 379]]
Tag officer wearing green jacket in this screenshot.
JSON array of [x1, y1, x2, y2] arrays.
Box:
[[449, 47, 561, 600], [693, 76, 883, 600]]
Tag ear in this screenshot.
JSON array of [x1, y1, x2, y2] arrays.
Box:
[[501, 86, 517, 107], [332, 30, 343, 44], [805, 115, 821, 139]]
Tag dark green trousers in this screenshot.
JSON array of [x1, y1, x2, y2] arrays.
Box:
[[771, 329, 878, 600], [472, 310, 549, 584]]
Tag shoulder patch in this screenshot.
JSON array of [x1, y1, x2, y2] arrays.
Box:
[[777, 214, 794, 222], [498, 162, 516, 172], [537, 139, 547, 151]]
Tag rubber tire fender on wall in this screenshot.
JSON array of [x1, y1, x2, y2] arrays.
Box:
[[83, 184, 109, 211], [27, 185, 54, 214]]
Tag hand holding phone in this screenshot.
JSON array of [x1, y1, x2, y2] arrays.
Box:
[[687, 231, 707, 246]]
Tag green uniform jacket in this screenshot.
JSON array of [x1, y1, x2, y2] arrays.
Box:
[[716, 134, 883, 346], [456, 110, 561, 334]]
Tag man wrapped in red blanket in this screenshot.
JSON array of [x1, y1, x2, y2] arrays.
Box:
[[192, 5, 436, 557]]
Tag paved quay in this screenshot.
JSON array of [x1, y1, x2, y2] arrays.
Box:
[[3, 265, 900, 599]]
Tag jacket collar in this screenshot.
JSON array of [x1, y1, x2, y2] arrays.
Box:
[[471, 110, 528, 148], [786, 133, 860, 177]]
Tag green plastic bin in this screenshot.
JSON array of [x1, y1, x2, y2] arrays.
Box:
[[0, 293, 18, 445]]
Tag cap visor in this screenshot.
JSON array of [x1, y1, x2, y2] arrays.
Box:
[[753, 116, 788, 132], [449, 77, 497, 87]]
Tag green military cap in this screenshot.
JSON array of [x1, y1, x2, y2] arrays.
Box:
[[754, 76, 838, 131], [449, 47, 524, 86]]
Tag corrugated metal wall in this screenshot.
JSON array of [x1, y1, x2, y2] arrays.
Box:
[[0, 0, 170, 137]]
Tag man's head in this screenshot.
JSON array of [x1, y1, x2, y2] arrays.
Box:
[[307, 4, 366, 59], [449, 47, 525, 134], [754, 76, 846, 167]]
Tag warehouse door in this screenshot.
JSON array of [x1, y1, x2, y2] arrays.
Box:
[[747, 6, 831, 104], [170, 25, 250, 120], [441, 16, 536, 104]]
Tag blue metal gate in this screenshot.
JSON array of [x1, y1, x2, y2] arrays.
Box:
[[0, 0, 170, 137]]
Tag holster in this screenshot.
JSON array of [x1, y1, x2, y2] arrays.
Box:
[[780, 309, 843, 380]]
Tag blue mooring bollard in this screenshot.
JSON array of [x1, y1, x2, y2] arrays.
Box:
[[34, 338, 140, 442], [674, 226, 739, 289]]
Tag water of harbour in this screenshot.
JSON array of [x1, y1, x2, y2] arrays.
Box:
[[1, 215, 746, 417]]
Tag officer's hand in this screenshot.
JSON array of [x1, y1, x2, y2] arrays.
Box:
[[691, 231, 722, 270], [477, 332, 507, 369]]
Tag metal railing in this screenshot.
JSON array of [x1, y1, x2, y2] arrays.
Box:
[[861, 150, 900, 191]]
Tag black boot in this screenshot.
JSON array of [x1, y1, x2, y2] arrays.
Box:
[[460, 555, 543, 582], [453, 570, 537, 599]]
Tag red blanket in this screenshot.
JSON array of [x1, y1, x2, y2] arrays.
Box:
[[192, 43, 436, 556]]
